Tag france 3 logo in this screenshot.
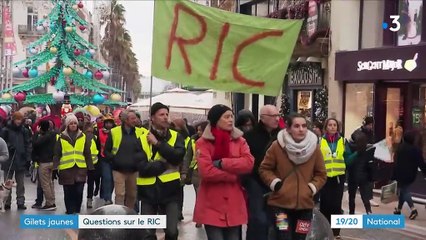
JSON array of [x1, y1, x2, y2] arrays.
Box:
[[382, 15, 401, 32]]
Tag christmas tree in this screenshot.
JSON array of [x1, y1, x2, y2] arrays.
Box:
[[280, 93, 291, 117], [314, 86, 328, 124], [2, 0, 123, 106]]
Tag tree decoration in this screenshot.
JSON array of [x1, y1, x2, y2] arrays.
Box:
[[65, 26, 73, 33], [92, 93, 105, 104], [12, 66, 21, 75], [14, 92, 27, 102], [78, 1, 84, 8], [43, 21, 49, 28], [63, 67, 73, 76], [101, 70, 110, 80], [84, 51, 92, 58], [53, 91, 65, 102], [85, 70, 93, 79], [29, 68, 39, 78], [89, 49, 96, 55], [72, 4, 78, 10], [50, 46, 58, 54], [22, 69, 29, 78], [1, 93, 12, 100], [74, 48, 81, 56], [79, 25, 86, 31], [280, 93, 291, 117], [110, 93, 121, 102], [36, 25, 45, 32], [94, 70, 103, 80], [29, 47, 38, 54]]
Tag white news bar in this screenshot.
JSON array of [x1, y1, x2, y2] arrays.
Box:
[[78, 215, 167, 229]]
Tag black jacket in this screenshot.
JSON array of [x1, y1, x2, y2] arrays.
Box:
[[393, 143, 426, 185], [104, 126, 147, 173], [32, 130, 56, 163], [346, 147, 375, 184], [138, 128, 186, 204], [0, 121, 32, 171], [243, 121, 279, 184]]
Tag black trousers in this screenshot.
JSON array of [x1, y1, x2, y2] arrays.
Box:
[[320, 175, 345, 237], [63, 182, 85, 214], [348, 181, 372, 214], [87, 163, 101, 199], [272, 208, 313, 240]]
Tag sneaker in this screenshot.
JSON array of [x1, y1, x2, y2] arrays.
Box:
[[195, 223, 202, 228], [87, 198, 93, 209], [31, 203, 42, 209], [40, 204, 57, 211], [370, 199, 379, 207], [409, 209, 418, 220], [104, 200, 113, 205], [94, 187, 100, 197], [335, 235, 342, 240], [17, 204, 27, 210]]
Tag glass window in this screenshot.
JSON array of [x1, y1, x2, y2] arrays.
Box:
[[296, 90, 313, 122], [344, 84, 374, 137], [256, 2, 269, 16], [397, 0, 423, 46]]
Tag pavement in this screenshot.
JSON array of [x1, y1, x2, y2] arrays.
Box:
[[0, 175, 426, 240]]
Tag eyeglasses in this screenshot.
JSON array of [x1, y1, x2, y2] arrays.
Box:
[[261, 114, 280, 118]]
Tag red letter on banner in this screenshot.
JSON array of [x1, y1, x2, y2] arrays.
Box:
[[166, 3, 207, 74], [210, 23, 230, 80], [232, 30, 284, 87]]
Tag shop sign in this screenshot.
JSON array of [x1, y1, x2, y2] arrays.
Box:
[[306, 0, 319, 37], [412, 107, 422, 128], [287, 62, 323, 88], [335, 44, 426, 81]]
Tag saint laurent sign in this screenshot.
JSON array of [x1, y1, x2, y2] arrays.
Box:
[[287, 62, 323, 88]]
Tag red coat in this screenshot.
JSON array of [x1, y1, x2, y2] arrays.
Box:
[[193, 125, 254, 227]]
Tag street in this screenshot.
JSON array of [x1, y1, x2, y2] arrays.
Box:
[[0, 177, 425, 240]]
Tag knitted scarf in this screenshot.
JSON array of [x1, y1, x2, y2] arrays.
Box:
[[211, 126, 231, 160]]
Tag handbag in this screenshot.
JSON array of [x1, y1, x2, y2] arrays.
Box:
[[380, 181, 398, 204]]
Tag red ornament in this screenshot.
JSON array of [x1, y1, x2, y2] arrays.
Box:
[[14, 92, 26, 102], [79, 25, 86, 31], [22, 69, 29, 78], [94, 70, 103, 80], [74, 49, 81, 56], [78, 1, 84, 8], [50, 77, 56, 86]]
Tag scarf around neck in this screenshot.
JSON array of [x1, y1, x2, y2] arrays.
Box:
[[211, 126, 231, 160], [277, 129, 318, 165]]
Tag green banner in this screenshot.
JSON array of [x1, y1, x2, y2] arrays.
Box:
[[152, 0, 302, 96]]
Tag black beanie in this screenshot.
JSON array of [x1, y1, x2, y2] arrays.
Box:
[[363, 116, 374, 125], [150, 102, 169, 116], [207, 104, 232, 127]]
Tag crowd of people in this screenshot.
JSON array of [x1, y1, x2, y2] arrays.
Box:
[[0, 102, 426, 240]]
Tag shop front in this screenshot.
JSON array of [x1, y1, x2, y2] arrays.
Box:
[[335, 43, 426, 198], [285, 62, 324, 123]]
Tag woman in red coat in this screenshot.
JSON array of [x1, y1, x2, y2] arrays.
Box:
[[193, 104, 254, 240]]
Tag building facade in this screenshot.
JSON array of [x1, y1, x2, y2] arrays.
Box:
[[330, 0, 426, 198]]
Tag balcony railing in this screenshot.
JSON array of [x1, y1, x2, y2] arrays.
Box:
[[18, 25, 44, 36]]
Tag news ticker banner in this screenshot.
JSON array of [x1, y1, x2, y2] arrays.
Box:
[[20, 215, 166, 229], [331, 214, 405, 229]]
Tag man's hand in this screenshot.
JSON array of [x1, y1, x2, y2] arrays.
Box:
[[147, 132, 159, 146]]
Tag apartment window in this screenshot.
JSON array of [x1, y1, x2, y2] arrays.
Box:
[[27, 6, 38, 31]]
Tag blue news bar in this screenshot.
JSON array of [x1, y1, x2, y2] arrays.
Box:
[[363, 215, 405, 229], [20, 215, 79, 229]]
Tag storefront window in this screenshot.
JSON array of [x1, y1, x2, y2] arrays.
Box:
[[398, 0, 423, 46], [344, 84, 374, 137], [296, 90, 313, 122]]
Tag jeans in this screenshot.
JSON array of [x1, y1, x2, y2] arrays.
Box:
[[398, 183, 414, 209], [245, 177, 271, 240], [4, 170, 25, 206], [87, 164, 101, 199], [348, 181, 372, 214], [141, 201, 179, 240], [63, 182, 85, 214], [101, 161, 114, 201], [35, 174, 44, 205], [205, 225, 240, 240], [272, 208, 313, 240]]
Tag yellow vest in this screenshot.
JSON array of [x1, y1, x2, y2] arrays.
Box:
[[59, 134, 87, 170], [137, 129, 179, 186], [189, 139, 198, 170], [90, 138, 99, 164], [111, 126, 147, 155], [320, 137, 346, 177]]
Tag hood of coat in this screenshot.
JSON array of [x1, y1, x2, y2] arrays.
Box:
[[201, 124, 243, 141]]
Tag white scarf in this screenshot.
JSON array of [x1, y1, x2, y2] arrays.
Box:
[[277, 129, 318, 165]]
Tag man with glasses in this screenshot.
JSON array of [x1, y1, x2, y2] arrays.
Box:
[[243, 105, 281, 240]]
